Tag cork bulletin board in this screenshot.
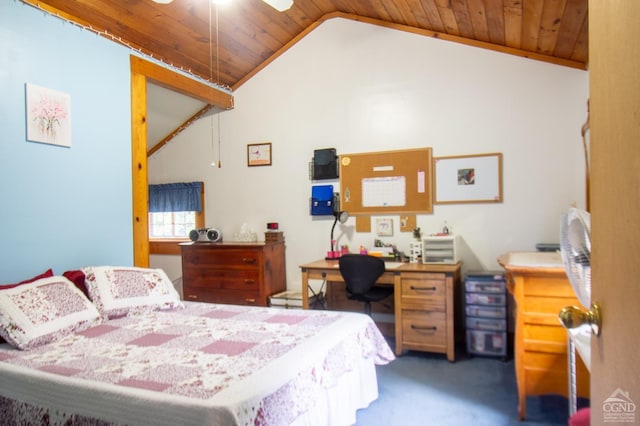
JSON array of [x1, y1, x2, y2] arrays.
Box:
[[339, 148, 433, 215]]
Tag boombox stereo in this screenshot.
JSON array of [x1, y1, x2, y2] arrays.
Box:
[[189, 227, 223, 243]]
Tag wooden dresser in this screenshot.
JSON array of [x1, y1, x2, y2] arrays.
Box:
[[499, 252, 590, 420], [181, 241, 286, 306]]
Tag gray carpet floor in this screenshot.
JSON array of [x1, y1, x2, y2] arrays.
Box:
[[355, 347, 587, 426]]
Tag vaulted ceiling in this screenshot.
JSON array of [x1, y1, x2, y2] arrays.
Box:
[[23, 0, 588, 92]]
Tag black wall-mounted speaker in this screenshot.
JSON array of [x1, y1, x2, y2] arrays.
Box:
[[312, 148, 339, 180]]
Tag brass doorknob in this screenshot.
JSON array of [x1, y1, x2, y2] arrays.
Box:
[[559, 303, 601, 336]]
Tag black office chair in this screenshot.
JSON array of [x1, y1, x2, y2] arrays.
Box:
[[338, 254, 393, 316]]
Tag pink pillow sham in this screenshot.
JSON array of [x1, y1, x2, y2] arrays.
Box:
[[0, 269, 55, 344], [83, 266, 183, 319], [0, 276, 101, 350]]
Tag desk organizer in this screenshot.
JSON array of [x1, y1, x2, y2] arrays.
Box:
[[422, 235, 460, 264]]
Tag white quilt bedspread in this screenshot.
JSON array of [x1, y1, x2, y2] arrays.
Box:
[[0, 302, 394, 425]]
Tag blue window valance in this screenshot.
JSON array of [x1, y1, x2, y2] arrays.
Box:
[[148, 182, 203, 213]]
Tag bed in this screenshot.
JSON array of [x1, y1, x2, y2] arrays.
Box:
[[0, 266, 394, 426]]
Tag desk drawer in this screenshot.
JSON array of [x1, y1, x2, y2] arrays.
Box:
[[401, 309, 447, 347], [523, 323, 569, 353], [523, 294, 579, 317], [401, 277, 445, 301]]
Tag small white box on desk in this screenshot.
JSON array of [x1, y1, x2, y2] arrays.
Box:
[[422, 235, 460, 264]]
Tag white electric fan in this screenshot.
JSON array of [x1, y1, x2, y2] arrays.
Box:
[[559, 207, 591, 309], [559, 207, 600, 336], [559, 207, 596, 421]]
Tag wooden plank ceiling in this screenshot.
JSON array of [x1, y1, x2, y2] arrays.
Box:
[[24, 0, 588, 91]]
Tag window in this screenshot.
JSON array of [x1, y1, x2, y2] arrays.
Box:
[[149, 211, 197, 238], [148, 182, 204, 254]]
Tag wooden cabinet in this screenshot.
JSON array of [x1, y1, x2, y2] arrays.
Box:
[[181, 241, 286, 306], [394, 263, 461, 362], [500, 253, 590, 420]]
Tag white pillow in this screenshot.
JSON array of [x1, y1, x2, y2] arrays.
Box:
[[83, 266, 183, 318], [0, 276, 102, 350]]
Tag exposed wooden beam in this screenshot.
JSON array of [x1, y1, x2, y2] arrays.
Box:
[[336, 12, 587, 70], [131, 56, 234, 108], [147, 105, 215, 157], [233, 11, 585, 91]]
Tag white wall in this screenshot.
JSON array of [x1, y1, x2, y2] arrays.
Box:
[[150, 17, 589, 289]]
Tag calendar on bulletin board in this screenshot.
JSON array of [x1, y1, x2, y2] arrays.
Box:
[[339, 147, 433, 215]]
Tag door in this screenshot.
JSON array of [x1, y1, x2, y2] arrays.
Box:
[[589, 1, 640, 425]]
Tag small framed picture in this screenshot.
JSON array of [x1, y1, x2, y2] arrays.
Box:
[[376, 218, 393, 237], [434, 153, 503, 204], [247, 142, 272, 167]]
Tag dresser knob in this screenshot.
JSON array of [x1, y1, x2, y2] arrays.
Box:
[[187, 294, 198, 300], [244, 279, 255, 285], [245, 298, 256, 304], [241, 257, 257, 264]]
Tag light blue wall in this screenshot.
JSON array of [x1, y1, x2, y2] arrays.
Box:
[[0, 1, 133, 282]]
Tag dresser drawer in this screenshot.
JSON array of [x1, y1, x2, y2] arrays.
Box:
[[182, 247, 263, 269], [183, 288, 261, 305], [183, 268, 260, 290], [401, 309, 447, 347]]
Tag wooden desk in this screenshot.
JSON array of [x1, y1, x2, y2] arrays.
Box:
[[499, 252, 590, 420], [300, 259, 461, 361]]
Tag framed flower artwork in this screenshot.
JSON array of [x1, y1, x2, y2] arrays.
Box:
[[26, 83, 71, 147]]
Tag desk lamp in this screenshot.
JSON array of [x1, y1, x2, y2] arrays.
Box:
[[327, 210, 349, 259]]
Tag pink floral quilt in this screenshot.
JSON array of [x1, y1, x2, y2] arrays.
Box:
[[0, 302, 394, 425]]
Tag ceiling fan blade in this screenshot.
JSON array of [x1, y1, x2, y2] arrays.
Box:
[[151, 0, 292, 12], [261, 0, 293, 11]]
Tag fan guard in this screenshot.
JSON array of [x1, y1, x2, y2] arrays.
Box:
[[560, 207, 591, 308]]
